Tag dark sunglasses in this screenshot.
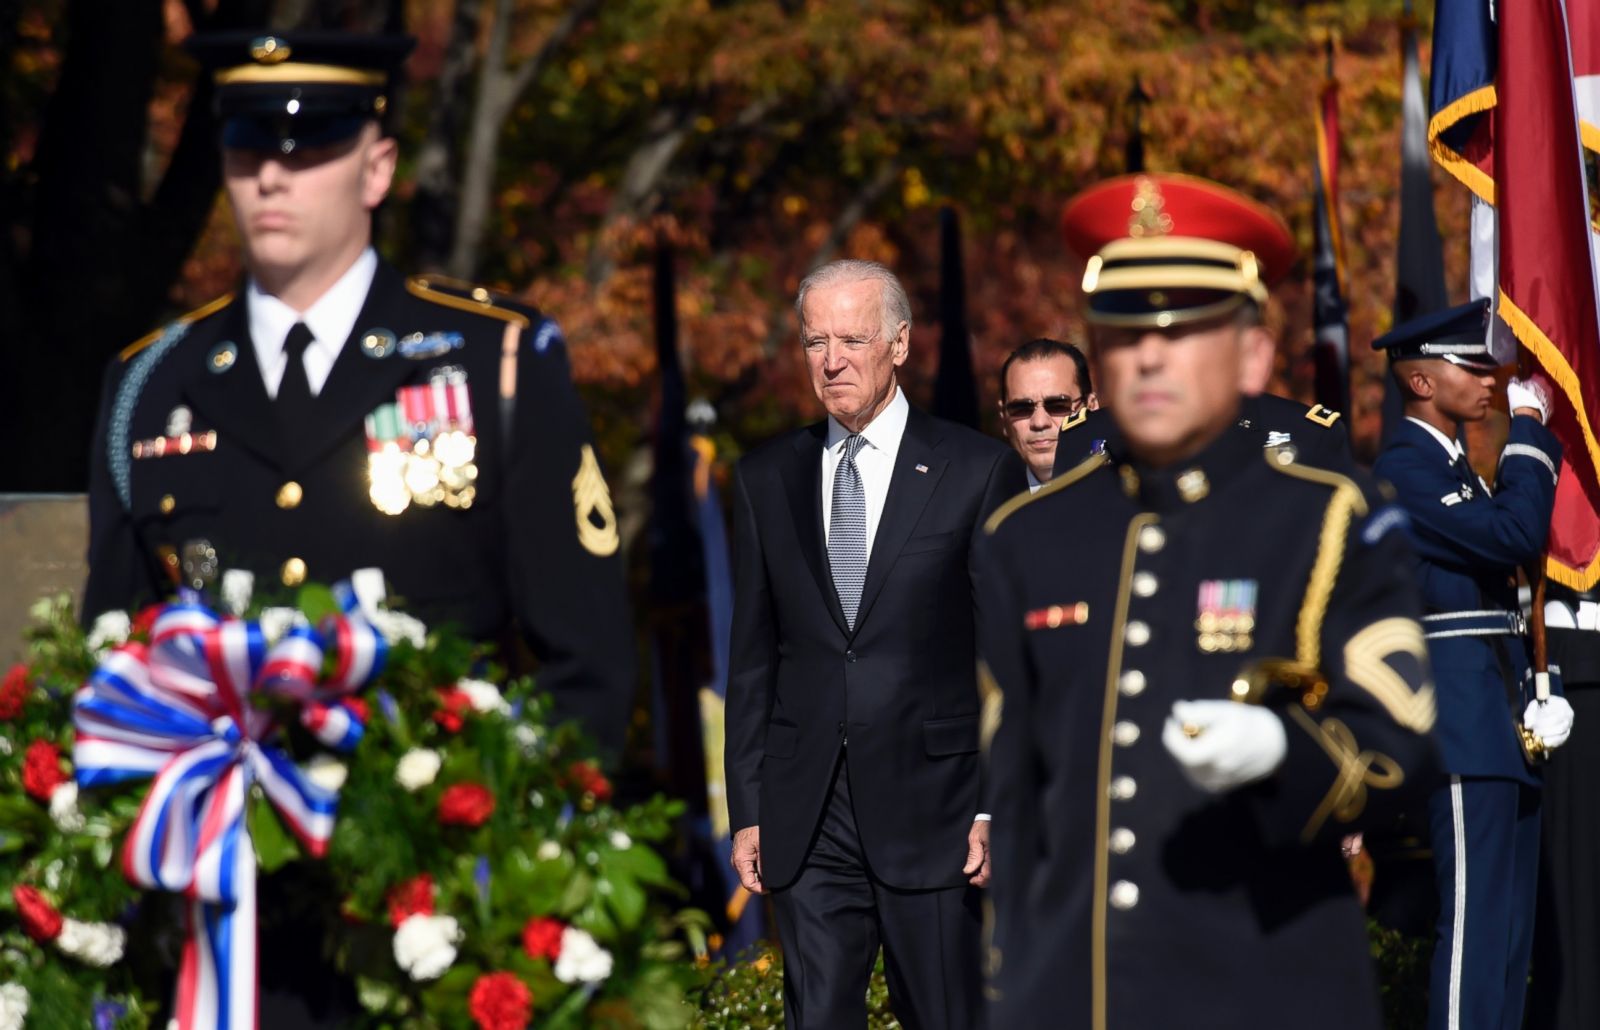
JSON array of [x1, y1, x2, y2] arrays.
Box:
[[1002, 394, 1083, 421]]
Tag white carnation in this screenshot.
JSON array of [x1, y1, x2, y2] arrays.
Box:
[[513, 724, 541, 755], [370, 609, 427, 648], [86, 611, 131, 661], [553, 926, 613, 985], [0, 983, 27, 1030], [257, 607, 302, 644], [56, 918, 126, 967], [220, 569, 255, 616], [456, 678, 511, 716], [395, 749, 442, 792], [303, 754, 348, 793], [49, 782, 86, 833], [608, 830, 632, 850], [392, 913, 461, 981], [536, 840, 563, 861]]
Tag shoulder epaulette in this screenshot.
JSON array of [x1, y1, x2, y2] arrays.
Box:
[[1304, 403, 1343, 428], [984, 451, 1110, 535], [1262, 443, 1367, 512], [406, 275, 532, 329], [118, 293, 233, 362]]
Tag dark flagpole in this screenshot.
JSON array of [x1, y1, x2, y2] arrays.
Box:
[[932, 205, 979, 428]]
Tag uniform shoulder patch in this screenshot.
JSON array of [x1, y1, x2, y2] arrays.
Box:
[[118, 293, 234, 362], [1304, 404, 1342, 428], [984, 451, 1109, 535], [1058, 407, 1090, 432], [405, 275, 533, 329]]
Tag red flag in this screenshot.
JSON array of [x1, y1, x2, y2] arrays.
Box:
[[1498, 0, 1600, 587]]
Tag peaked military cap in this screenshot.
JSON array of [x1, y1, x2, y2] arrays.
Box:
[[1060, 173, 1295, 329], [187, 31, 415, 153], [1371, 298, 1500, 372]]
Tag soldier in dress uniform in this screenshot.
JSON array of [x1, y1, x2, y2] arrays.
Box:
[[83, 31, 634, 755], [81, 35, 636, 1023], [1050, 174, 1351, 476], [977, 174, 1440, 1029], [1370, 299, 1575, 1030]]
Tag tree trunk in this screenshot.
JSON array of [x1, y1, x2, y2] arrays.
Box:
[[411, 0, 484, 271]]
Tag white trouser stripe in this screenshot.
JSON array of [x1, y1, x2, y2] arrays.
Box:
[[1449, 776, 1467, 1030]]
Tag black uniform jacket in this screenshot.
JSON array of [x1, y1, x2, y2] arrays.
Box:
[[978, 424, 1439, 1029], [83, 262, 635, 754], [1053, 393, 1352, 475], [725, 405, 1027, 890]]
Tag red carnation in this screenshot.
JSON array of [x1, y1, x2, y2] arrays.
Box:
[[433, 688, 473, 733], [438, 783, 495, 827], [130, 604, 164, 640], [468, 972, 533, 1030], [566, 760, 613, 803], [386, 873, 435, 927], [22, 740, 68, 802], [12, 885, 63, 943], [0, 664, 29, 720], [521, 915, 565, 961], [342, 696, 371, 722]]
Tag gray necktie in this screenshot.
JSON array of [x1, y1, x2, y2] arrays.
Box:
[[829, 434, 869, 629]]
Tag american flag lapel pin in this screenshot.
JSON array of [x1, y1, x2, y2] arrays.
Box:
[[915, 463, 929, 474]]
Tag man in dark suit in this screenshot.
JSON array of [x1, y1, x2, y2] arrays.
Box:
[[83, 32, 633, 757], [725, 259, 1026, 1028], [979, 174, 1440, 1028], [1371, 300, 1573, 1030]]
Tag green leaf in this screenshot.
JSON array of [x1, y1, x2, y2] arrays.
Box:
[[600, 871, 647, 931], [295, 583, 342, 622], [249, 794, 302, 873]]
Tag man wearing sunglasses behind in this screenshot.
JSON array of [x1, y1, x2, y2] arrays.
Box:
[[998, 338, 1098, 492]]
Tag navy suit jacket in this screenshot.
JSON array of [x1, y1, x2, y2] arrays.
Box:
[[1373, 416, 1561, 782]]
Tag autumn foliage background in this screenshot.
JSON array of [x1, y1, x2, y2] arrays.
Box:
[[2, 0, 1474, 496]]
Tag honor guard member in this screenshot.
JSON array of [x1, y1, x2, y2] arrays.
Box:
[[83, 33, 634, 749], [977, 174, 1440, 1029], [1050, 175, 1352, 476], [1371, 300, 1574, 1030]]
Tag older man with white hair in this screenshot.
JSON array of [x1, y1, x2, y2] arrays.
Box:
[[724, 259, 1026, 1028]]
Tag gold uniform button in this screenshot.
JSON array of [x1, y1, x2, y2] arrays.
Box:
[[1110, 880, 1140, 910], [1138, 525, 1165, 553], [159, 494, 176, 515], [281, 557, 307, 587], [1119, 670, 1147, 697], [276, 481, 304, 509], [1110, 776, 1137, 801], [1113, 721, 1141, 746], [1110, 828, 1136, 854]]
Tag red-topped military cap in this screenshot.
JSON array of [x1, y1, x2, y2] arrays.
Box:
[[1060, 173, 1295, 329]]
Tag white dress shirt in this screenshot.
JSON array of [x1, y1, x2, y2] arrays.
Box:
[[822, 385, 909, 550], [1407, 415, 1489, 492], [1026, 468, 1044, 493], [249, 247, 378, 398], [819, 386, 991, 825]]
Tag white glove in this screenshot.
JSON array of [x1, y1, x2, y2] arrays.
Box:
[[1162, 700, 1288, 794], [1523, 696, 1576, 750], [1507, 377, 1551, 425]]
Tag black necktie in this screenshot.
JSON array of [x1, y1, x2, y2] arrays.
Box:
[[1452, 452, 1478, 492], [277, 322, 316, 429]]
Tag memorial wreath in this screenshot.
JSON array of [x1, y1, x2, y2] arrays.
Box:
[[0, 583, 706, 1029]]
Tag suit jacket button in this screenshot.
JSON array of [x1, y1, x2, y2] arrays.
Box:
[[281, 557, 307, 587], [845, 650, 857, 663], [276, 481, 304, 509], [159, 494, 176, 515]]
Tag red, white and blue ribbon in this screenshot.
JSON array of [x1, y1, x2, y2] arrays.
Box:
[[72, 593, 387, 1030]]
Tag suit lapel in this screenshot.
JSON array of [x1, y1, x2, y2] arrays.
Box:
[[284, 263, 415, 474], [182, 296, 284, 467], [853, 407, 946, 633], [781, 424, 850, 636]]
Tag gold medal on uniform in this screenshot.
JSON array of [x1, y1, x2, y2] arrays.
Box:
[[1195, 579, 1256, 653]]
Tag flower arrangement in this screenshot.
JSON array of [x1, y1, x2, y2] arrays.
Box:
[[0, 586, 708, 1029]]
